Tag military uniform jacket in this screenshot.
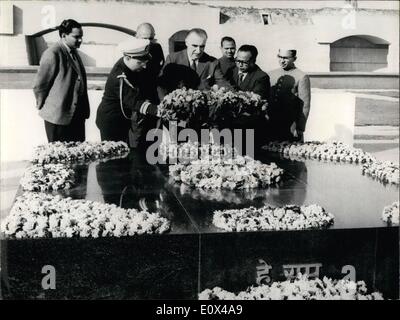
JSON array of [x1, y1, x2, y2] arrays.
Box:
[[96, 58, 158, 146], [96, 58, 158, 121]]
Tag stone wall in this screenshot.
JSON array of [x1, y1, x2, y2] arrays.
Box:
[[0, 0, 398, 72]]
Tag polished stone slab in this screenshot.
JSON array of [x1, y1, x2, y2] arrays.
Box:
[[2, 234, 199, 299], [200, 227, 399, 299], [171, 151, 398, 232], [1, 149, 398, 299]]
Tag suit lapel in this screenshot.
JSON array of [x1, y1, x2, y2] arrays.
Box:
[[75, 53, 87, 87], [240, 70, 253, 90], [197, 53, 213, 77], [196, 60, 207, 77], [181, 50, 190, 67], [233, 67, 239, 85], [58, 40, 80, 75]]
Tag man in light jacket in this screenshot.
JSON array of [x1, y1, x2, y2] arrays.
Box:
[[268, 47, 311, 142], [33, 19, 90, 142]]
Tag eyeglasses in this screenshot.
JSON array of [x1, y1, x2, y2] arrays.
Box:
[[235, 59, 250, 66]]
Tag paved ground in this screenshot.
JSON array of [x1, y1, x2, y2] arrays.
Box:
[[355, 98, 399, 126], [0, 161, 28, 220], [348, 90, 399, 126], [354, 125, 399, 163], [353, 90, 399, 163]]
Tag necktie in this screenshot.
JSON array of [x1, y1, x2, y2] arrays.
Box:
[[238, 73, 245, 84], [70, 50, 77, 61], [190, 59, 197, 72]]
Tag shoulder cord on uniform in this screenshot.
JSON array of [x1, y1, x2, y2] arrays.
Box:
[[117, 73, 135, 120]]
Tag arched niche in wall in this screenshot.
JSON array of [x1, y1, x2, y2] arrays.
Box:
[[25, 23, 136, 66], [168, 30, 189, 55], [329, 35, 390, 72]]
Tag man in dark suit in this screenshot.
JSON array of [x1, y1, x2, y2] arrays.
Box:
[[228, 45, 271, 149], [136, 22, 165, 103], [230, 45, 270, 100], [217, 36, 236, 79], [33, 19, 90, 142], [158, 28, 230, 99]]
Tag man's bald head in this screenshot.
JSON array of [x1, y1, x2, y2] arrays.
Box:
[[136, 23, 155, 41]]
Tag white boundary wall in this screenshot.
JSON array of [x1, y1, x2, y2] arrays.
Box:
[[0, 88, 355, 162]]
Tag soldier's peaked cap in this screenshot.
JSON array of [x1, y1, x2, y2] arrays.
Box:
[[118, 38, 151, 58]]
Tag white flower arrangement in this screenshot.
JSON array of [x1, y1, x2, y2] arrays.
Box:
[[160, 141, 238, 164], [382, 201, 399, 225], [20, 164, 75, 192], [198, 274, 383, 300], [263, 141, 375, 164], [158, 87, 208, 124], [173, 182, 260, 204], [263, 141, 400, 185], [158, 87, 268, 127], [362, 161, 400, 185], [1, 192, 170, 239], [212, 204, 334, 231], [32, 141, 130, 165], [169, 156, 283, 190], [206, 87, 268, 125]]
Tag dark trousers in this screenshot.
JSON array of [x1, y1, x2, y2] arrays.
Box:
[[99, 121, 129, 143], [45, 115, 85, 142]]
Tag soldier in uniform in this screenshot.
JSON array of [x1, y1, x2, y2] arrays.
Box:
[[96, 38, 160, 148], [267, 47, 311, 142]]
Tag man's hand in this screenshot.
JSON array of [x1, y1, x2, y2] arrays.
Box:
[[290, 122, 298, 138], [156, 105, 162, 118], [291, 122, 305, 142], [297, 130, 304, 142], [262, 102, 269, 120]]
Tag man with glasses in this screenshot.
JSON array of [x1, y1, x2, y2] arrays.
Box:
[[158, 28, 230, 99], [267, 47, 311, 142], [228, 45, 270, 149], [230, 45, 270, 100], [96, 38, 160, 148]]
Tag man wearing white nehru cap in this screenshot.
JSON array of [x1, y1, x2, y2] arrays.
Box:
[[96, 37, 160, 148], [267, 46, 311, 142]]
